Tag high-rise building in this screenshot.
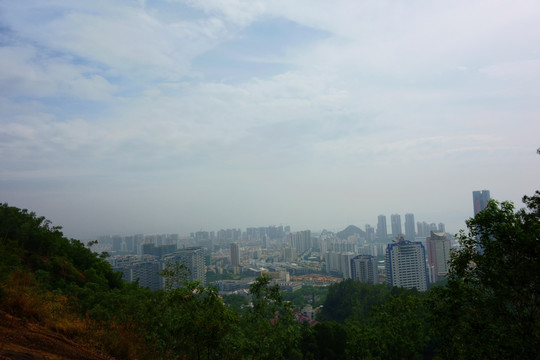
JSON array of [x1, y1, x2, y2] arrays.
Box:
[[217, 229, 242, 242], [163, 247, 206, 285], [289, 230, 312, 254], [365, 225, 375, 243], [112, 235, 123, 252], [324, 251, 340, 274], [230, 242, 240, 268], [130, 259, 161, 291], [426, 231, 451, 282], [340, 252, 356, 279], [473, 190, 491, 254], [417, 221, 426, 238], [437, 223, 445, 233], [473, 190, 491, 215], [282, 247, 297, 262], [385, 236, 428, 291], [391, 214, 402, 237], [404, 213, 415, 240], [376, 215, 388, 240], [142, 243, 177, 259], [111, 255, 161, 291], [324, 250, 355, 278], [351, 255, 379, 284]]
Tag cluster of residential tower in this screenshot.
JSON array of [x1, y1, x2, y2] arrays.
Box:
[[97, 191, 490, 296]]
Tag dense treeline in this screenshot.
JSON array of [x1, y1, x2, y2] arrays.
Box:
[[1, 192, 539, 359], [310, 280, 433, 359]]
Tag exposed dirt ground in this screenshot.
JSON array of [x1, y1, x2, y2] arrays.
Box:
[[0, 310, 112, 360]]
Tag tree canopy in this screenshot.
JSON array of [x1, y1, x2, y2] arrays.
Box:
[[430, 191, 540, 359], [1, 192, 539, 359]]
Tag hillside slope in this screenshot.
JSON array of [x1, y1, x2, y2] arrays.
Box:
[[0, 310, 111, 360]]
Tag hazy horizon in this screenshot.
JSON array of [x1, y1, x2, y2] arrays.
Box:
[[1, 1, 539, 240]]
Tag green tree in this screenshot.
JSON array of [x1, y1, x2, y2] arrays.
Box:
[[318, 279, 415, 323], [282, 285, 328, 309], [222, 293, 249, 313], [372, 295, 430, 359], [138, 262, 241, 359], [430, 192, 540, 359], [160, 260, 190, 291], [313, 321, 347, 360], [240, 274, 302, 360]]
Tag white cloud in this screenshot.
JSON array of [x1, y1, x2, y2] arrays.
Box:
[[180, 0, 266, 26], [0, 2, 234, 88], [1, 1, 540, 237], [480, 59, 540, 81], [0, 45, 116, 100]]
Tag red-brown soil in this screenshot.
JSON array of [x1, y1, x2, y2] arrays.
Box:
[[0, 310, 113, 360]]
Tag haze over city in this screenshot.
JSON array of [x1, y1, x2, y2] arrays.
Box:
[[1, 1, 539, 239]]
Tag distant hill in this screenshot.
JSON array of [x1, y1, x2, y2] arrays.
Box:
[[336, 225, 365, 239]]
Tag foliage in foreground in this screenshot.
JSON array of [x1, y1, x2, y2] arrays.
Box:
[[429, 191, 540, 359], [1, 191, 539, 359]]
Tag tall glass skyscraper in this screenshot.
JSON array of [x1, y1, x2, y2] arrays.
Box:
[[473, 190, 491, 215]]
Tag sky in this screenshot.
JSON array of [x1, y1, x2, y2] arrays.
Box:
[[1, 0, 539, 240]]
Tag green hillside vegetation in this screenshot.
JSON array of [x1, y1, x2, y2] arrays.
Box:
[[1, 191, 539, 359], [336, 225, 365, 240]]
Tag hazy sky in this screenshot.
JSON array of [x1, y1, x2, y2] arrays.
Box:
[[1, 1, 539, 239]]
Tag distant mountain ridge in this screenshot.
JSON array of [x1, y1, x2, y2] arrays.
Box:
[[336, 225, 365, 239]]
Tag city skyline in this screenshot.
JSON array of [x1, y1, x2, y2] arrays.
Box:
[[94, 213, 446, 238], [1, 2, 539, 240]]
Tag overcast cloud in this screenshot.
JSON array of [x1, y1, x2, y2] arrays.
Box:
[[1, 0, 539, 239]]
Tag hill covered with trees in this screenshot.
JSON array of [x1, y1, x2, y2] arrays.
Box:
[[1, 191, 539, 359], [336, 225, 365, 240]]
